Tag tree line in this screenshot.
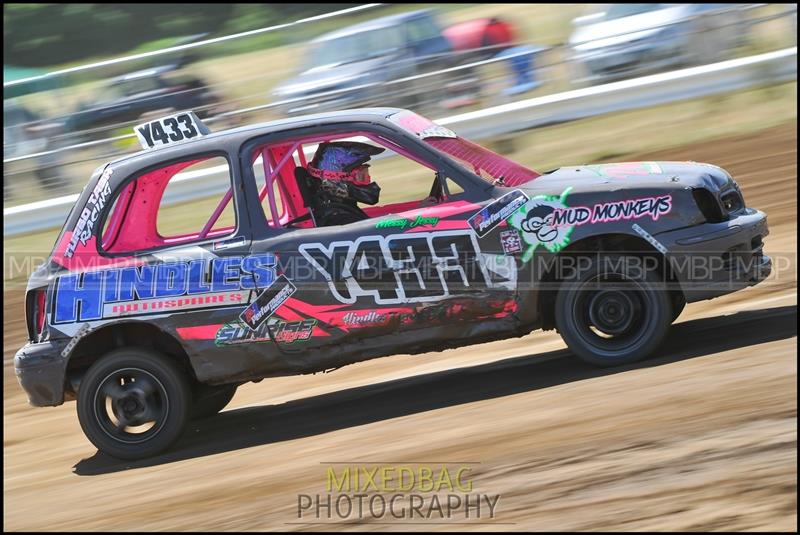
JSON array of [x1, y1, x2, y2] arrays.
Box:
[[4, 3, 362, 67]]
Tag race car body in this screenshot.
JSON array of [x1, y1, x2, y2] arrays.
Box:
[[15, 108, 771, 459]]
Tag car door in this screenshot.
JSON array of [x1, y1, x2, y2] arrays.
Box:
[[87, 150, 300, 383], [240, 126, 520, 368]]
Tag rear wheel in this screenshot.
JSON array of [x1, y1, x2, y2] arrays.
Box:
[[77, 347, 191, 460], [555, 254, 672, 366]]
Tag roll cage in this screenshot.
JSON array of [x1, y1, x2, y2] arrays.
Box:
[[93, 112, 538, 257]]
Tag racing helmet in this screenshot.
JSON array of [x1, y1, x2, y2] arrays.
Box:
[[307, 141, 385, 186]]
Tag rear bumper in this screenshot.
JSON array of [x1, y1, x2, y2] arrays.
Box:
[[658, 208, 771, 302], [14, 340, 70, 407]]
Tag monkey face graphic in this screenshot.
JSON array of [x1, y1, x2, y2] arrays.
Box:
[[520, 205, 558, 242]]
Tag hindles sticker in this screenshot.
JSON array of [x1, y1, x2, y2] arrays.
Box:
[[53, 254, 276, 324]]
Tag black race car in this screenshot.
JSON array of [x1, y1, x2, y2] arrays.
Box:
[[15, 108, 771, 459], [65, 65, 220, 138]]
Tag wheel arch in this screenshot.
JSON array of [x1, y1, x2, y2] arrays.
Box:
[[65, 321, 197, 395], [535, 232, 683, 331]]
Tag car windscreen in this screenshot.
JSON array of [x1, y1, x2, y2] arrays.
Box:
[[388, 110, 540, 187]]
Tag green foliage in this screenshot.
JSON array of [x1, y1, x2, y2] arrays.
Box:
[[3, 3, 361, 67]]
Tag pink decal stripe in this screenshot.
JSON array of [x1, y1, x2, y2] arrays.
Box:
[[177, 324, 223, 340]]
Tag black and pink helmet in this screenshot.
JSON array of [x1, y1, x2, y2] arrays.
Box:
[[307, 141, 385, 185]]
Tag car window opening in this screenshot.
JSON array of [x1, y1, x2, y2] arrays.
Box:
[[252, 131, 450, 231]]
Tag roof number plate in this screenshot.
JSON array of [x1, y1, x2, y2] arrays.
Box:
[[134, 111, 209, 150]]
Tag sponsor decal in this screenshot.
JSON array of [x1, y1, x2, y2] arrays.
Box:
[[104, 291, 245, 318], [390, 110, 457, 139], [509, 187, 575, 260], [416, 125, 457, 139], [299, 230, 513, 306], [53, 254, 276, 324], [375, 215, 439, 230], [632, 223, 669, 255], [584, 162, 663, 178], [239, 275, 297, 330], [213, 236, 246, 251], [65, 167, 113, 258], [340, 298, 516, 330], [216, 320, 270, 345], [468, 190, 529, 237], [550, 194, 672, 227], [60, 323, 91, 358], [271, 318, 316, 344], [499, 229, 523, 254], [215, 318, 315, 346], [509, 188, 672, 261], [342, 311, 392, 327]]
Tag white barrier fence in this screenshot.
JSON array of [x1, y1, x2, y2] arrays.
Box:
[[4, 46, 796, 237]]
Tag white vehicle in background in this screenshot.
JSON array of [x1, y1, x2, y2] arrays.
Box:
[[568, 3, 752, 85], [3, 99, 68, 198]]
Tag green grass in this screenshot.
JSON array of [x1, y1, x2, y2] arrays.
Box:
[[3, 80, 796, 287]]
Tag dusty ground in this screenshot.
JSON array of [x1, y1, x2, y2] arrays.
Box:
[[3, 122, 797, 531]]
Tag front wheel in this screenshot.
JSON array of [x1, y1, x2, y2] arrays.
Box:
[[77, 347, 191, 460], [555, 254, 672, 366]]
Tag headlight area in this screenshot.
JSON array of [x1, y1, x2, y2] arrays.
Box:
[[691, 182, 746, 223], [692, 188, 728, 223]]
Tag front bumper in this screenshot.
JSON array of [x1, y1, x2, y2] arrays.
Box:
[[657, 208, 771, 302], [14, 339, 70, 407]]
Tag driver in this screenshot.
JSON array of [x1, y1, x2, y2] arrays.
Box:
[[305, 141, 385, 225]]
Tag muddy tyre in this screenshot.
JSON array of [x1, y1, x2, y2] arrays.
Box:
[[77, 347, 191, 460], [555, 254, 672, 366]]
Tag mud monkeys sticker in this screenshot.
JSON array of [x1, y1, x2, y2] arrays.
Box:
[[509, 187, 574, 261], [508, 187, 673, 261]]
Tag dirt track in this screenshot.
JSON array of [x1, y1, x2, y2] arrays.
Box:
[[3, 122, 797, 531]]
